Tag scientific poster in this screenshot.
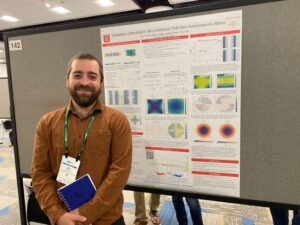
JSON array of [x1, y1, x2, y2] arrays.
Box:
[[101, 10, 242, 196]]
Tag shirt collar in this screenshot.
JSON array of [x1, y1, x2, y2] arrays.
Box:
[[68, 100, 102, 117]]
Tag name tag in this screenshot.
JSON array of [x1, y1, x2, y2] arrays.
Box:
[[56, 156, 80, 185]]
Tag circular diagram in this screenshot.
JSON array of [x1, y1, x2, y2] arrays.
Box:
[[168, 123, 185, 139], [216, 95, 235, 112], [194, 96, 212, 112], [196, 123, 212, 138], [219, 124, 235, 139]]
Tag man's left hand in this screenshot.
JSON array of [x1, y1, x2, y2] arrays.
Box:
[[71, 209, 92, 225]]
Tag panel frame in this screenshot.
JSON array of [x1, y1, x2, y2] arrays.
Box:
[[5, 1, 299, 225]]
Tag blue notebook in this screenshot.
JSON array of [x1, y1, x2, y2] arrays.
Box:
[[57, 174, 96, 211]]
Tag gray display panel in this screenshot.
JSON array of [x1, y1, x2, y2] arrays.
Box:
[[7, 0, 300, 206], [0, 78, 10, 118]]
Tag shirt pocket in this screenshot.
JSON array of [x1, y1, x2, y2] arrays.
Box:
[[87, 130, 112, 155]]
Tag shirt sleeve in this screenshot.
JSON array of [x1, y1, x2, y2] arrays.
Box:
[[31, 116, 67, 225], [79, 111, 132, 224]]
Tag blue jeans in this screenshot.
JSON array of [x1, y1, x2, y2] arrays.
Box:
[[293, 213, 300, 225], [270, 207, 299, 225], [172, 196, 204, 225]]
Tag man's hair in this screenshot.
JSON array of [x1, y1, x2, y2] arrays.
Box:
[[66, 53, 103, 82]]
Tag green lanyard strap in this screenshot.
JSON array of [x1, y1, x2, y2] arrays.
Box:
[[64, 103, 96, 161]]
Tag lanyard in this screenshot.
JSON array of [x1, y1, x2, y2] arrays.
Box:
[[64, 103, 96, 161]]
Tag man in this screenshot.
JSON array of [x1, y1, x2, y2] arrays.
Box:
[[133, 192, 160, 225], [31, 53, 132, 225]]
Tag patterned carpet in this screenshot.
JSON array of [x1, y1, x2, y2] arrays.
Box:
[[0, 122, 279, 225]]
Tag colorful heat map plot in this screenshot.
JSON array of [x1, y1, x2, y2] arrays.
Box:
[[193, 75, 211, 89], [219, 124, 235, 139], [108, 90, 121, 105], [123, 89, 139, 105], [147, 99, 164, 114], [222, 35, 241, 62], [167, 98, 186, 114], [126, 49, 136, 56], [196, 123, 212, 138], [217, 74, 236, 88]]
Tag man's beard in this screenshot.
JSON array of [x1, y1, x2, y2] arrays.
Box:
[[68, 84, 101, 107]]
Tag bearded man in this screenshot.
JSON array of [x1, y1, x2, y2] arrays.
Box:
[[31, 53, 132, 225]]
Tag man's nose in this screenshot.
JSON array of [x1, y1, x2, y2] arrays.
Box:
[[80, 75, 90, 85]]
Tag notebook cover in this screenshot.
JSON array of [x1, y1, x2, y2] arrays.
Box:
[[57, 174, 96, 211]]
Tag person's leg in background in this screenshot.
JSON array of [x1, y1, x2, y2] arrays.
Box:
[[149, 194, 161, 224], [292, 210, 300, 225], [134, 192, 148, 225], [185, 197, 204, 225], [270, 207, 289, 225], [111, 216, 126, 225], [172, 196, 188, 225]]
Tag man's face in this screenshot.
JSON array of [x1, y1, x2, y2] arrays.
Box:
[[66, 59, 102, 107]]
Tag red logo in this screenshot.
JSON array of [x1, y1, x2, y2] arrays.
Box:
[[103, 35, 110, 43]]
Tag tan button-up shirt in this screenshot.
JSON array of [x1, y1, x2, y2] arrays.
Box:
[[31, 101, 132, 225]]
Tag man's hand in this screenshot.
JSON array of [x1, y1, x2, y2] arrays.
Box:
[[57, 212, 87, 225], [71, 208, 92, 225]]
